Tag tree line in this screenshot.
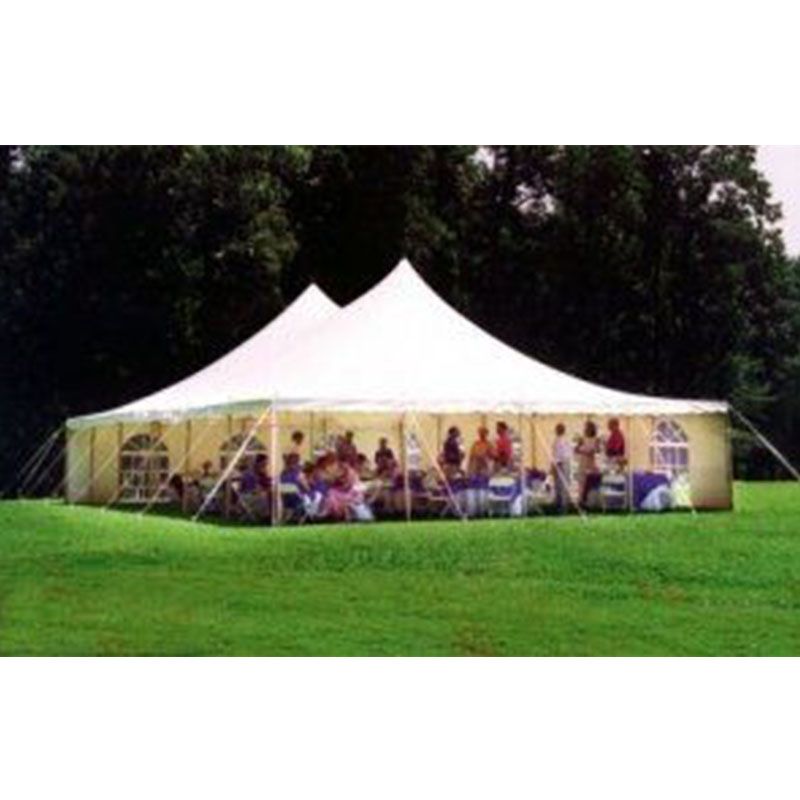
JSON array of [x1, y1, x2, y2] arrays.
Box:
[[1, 145, 798, 487]]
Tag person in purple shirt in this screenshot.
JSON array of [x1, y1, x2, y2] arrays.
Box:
[[440, 426, 464, 479]]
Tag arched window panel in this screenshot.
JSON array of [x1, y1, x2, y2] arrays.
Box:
[[649, 419, 689, 478], [119, 433, 170, 503]]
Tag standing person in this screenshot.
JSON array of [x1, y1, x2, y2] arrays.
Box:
[[575, 420, 601, 507], [493, 421, 514, 471], [551, 423, 572, 513], [440, 426, 464, 479], [468, 426, 493, 478], [605, 418, 626, 468]]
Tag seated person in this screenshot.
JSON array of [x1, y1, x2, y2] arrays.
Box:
[[440, 426, 464, 479], [493, 421, 514, 471], [468, 426, 493, 479], [167, 474, 184, 504], [309, 456, 333, 498], [238, 454, 271, 518], [374, 437, 398, 478], [335, 431, 358, 467], [317, 452, 339, 484], [280, 453, 309, 491], [197, 460, 217, 494], [254, 453, 271, 491], [323, 460, 371, 521], [355, 453, 374, 481], [605, 418, 626, 468], [281, 453, 323, 518]]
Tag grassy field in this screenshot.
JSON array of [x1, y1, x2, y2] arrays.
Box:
[[0, 482, 798, 656]]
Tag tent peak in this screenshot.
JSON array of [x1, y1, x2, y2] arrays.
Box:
[[388, 257, 423, 283], [374, 257, 431, 293], [342, 257, 438, 316], [292, 282, 339, 311]]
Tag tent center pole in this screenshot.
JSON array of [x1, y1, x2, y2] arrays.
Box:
[[224, 415, 233, 517], [182, 420, 192, 514]]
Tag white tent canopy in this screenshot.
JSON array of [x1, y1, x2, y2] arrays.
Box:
[[68, 283, 340, 428], [68, 259, 726, 429]]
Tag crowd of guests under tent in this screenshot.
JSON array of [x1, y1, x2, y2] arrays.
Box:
[[139, 415, 688, 524]]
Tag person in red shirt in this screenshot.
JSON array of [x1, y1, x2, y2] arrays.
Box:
[[605, 418, 626, 466], [493, 421, 514, 470]]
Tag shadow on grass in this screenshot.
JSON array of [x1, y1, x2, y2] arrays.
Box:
[[99, 500, 709, 535]]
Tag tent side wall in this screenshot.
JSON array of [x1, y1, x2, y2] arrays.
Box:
[[70, 409, 733, 510]]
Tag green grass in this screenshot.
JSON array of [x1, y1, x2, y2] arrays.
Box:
[[1, 482, 799, 655]]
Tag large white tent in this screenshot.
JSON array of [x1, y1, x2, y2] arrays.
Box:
[[66, 260, 733, 510]]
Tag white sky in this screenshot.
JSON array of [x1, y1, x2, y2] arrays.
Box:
[[757, 145, 800, 255]]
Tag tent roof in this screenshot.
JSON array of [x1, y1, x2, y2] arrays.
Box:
[[68, 283, 340, 428], [68, 260, 726, 429]]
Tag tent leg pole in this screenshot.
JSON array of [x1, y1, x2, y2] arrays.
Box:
[[224, 415, 233, 518], [518, 407, 527, 516], [270, 404, 279, 526], [88, 427, 96, 504], [182, 420, 192, 514], [115, 423, 123, 506], [625, 415, 634, 514]]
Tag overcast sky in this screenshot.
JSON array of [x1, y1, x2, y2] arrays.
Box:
[[757, 145, 800, 255]]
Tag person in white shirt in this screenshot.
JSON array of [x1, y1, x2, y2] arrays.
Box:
[[551, 423, 572, 513]]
